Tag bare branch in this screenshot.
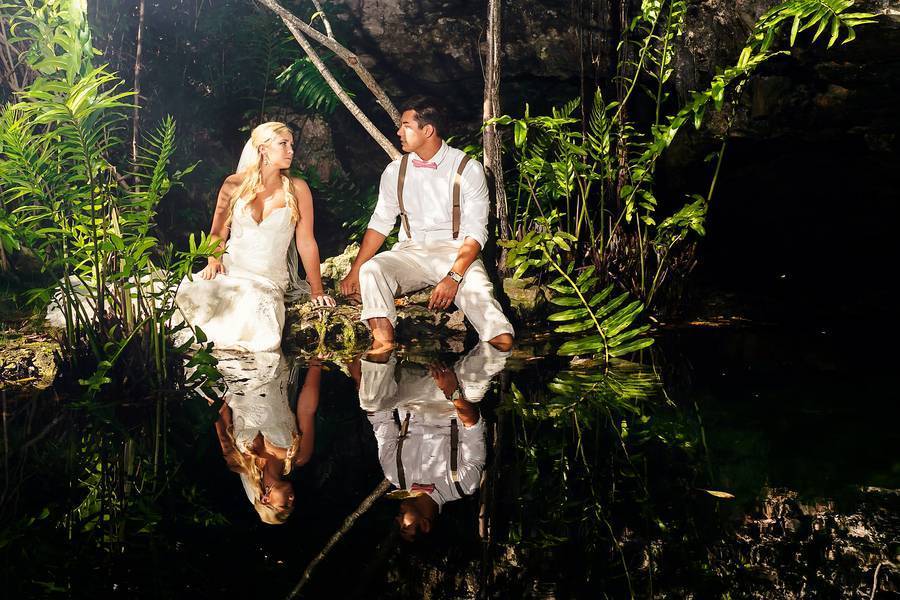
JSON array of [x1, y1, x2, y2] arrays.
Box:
[[254, 0, 400, 127], [285, 478, 393, 599], [0, 17, 28, 92], [309, 0, 334, 39], [132, 0, 145, 165], [278, 15, 401, 160]]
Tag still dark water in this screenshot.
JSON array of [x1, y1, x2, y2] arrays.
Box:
[[2, 324, 898, 599]]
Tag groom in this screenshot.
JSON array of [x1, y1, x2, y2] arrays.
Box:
[[340, 96, 514, 351]]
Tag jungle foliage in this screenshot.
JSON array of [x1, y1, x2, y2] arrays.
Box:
[[496, 0, 877, 338], [0, 0, 221, 399]]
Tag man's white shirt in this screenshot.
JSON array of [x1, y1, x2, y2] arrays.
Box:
[[367, 141, 490, 249]]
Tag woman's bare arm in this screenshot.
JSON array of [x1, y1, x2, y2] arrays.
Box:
[[294, 362, 322, 467], [292, 177, 334, 304], [201, 174, 241, 280]]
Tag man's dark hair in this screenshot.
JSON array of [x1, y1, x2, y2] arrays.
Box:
[[400, 95, 448, 138]]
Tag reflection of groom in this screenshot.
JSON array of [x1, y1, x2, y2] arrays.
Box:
[[340, 96, 514, 351], [354, 343, 510, 542]]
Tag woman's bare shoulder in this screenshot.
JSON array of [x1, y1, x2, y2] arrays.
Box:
[[223, 173, 244, 188], [290, 176, 311, 195]]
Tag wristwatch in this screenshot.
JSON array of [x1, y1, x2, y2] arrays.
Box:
[[447, 270, 463, 284], [448, 385, 464, 401]]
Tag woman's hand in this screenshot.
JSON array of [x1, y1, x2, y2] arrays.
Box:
[[311, 293, 336, 307], [200, 257, 226, 280]]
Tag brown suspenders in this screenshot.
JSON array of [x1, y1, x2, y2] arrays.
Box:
[[394, 411, 467, 498], [395, 410, 411, 490], [396, 154, 471, 240], [449, 418, 466, 496], [397, 155, 412, 239], [451, 156, 470, 240]]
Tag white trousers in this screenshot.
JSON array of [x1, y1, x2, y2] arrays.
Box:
[[358, 240, 515, 341]]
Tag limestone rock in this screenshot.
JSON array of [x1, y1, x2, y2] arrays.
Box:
[[0, 333, 58, 395], [283, 283, 469, 353], [503, 276, 546, 318], [320, 243, 360, 284]]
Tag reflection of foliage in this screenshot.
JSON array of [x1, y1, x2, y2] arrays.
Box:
[[0, 390, 228, 596], [494, 359, 710, 594], [507, 359, 660, 421]]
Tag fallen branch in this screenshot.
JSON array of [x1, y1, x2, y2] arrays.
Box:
[[254, 0, 401, 129], [286, 477, 393, 599]]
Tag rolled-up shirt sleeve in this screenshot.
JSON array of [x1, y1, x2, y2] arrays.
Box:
[[366, 161, 401, 236], [459, 159, 489, 249]]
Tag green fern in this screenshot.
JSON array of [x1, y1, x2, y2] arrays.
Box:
[[0, 5, 222, 401], [501, 213, 654, 360], [276, 56, 352, 115]]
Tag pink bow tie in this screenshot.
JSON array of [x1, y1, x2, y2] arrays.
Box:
[[412, 158, 437, 169], [410, 483, 436, 494]]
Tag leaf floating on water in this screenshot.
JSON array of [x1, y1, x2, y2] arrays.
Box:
[[700, 489, 735, 499]]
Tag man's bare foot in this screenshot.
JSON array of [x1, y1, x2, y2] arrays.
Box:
[[488, 333, 513, 351], [367, 317, 395, 345], [363, 340, 396, 363]]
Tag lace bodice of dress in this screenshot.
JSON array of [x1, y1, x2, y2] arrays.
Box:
[[219, 351, 298, 451], [223, 193, 295, 290]]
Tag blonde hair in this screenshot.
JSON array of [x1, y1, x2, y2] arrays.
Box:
[[222, 426, 302, 525], [227, 121, 301, 227]]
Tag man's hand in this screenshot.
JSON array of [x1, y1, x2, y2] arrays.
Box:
[[340, 268, 361, 300], [200, 257, 226, 280], [428, 363, 459, 398], [427, 276, 459, 311]]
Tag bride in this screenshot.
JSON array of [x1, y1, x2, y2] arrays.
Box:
[[176, 121, 336, 352]]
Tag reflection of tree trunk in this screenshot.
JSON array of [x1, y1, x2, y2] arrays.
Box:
[[483, 0, 509, 275], [286, 478, 392, 599], [131, 0, 145, 165], [255, 0, 401, 130]]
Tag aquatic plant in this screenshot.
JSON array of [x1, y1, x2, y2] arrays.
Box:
[[495, 0, 878, 313], [0, 0, 221, 399]]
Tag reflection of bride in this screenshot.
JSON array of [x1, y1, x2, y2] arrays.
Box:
[[175, 121, 335, 352], [213, 351, 321, 525]]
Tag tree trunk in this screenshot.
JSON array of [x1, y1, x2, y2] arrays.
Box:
[[254, 0, 401, 128], [131, 0, 145, 165], [483, 0, 510, 275]]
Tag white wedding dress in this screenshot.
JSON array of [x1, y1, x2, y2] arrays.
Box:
[[218, 350, 298, 453], [175, 195, 296, 352]]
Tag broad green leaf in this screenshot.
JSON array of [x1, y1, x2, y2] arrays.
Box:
[[548, 307, 590, 322], [548, 295, 582, 307]]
